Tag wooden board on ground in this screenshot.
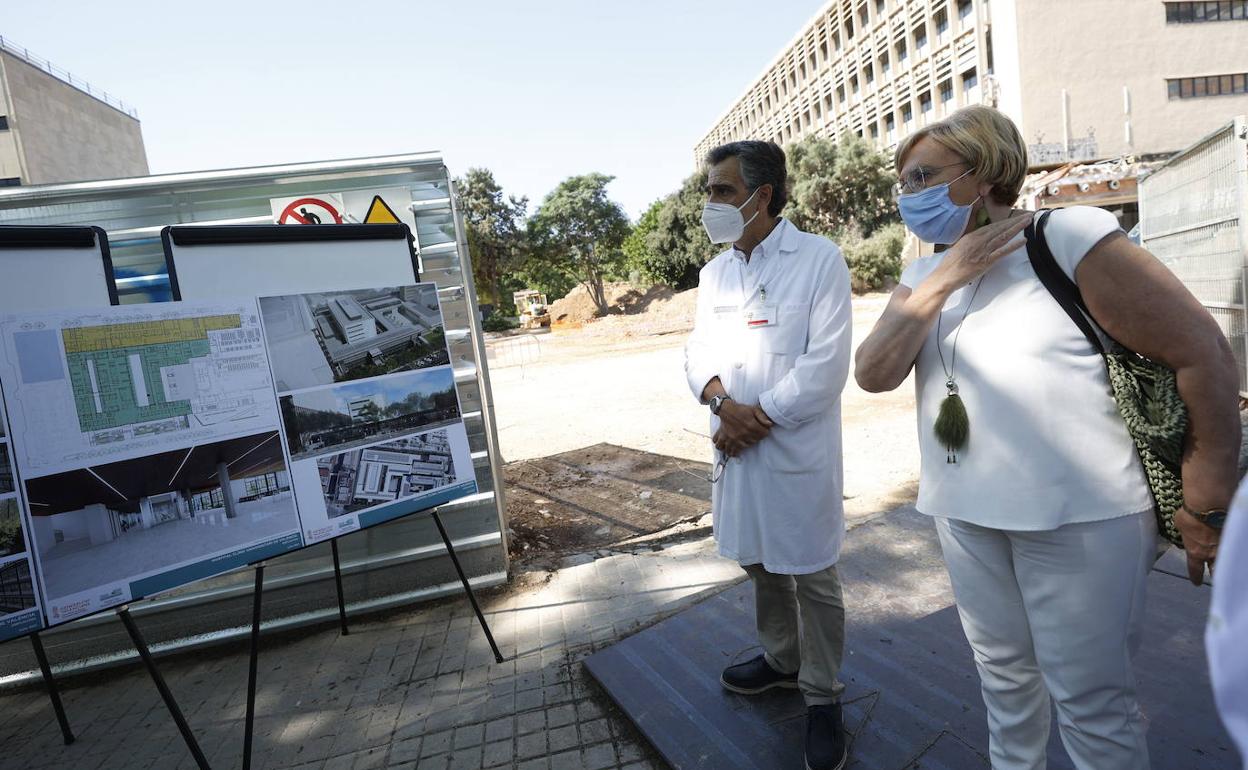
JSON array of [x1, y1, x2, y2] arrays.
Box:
[[505, 444, 711, 561], [585, 506, 1236, 770]]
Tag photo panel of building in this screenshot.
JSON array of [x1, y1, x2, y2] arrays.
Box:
[[0, 497, 24, 558], [0, 444, 13, 495], [317, 428, 459, 519], [259, 284, 448, 392], [279, 366, 460, 462], [0, 556, 37, 616], [23, 430, 302, 615]]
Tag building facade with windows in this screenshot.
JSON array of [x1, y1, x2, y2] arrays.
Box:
[[695, 0, 1248, 177], [0, 37, 148, 187]]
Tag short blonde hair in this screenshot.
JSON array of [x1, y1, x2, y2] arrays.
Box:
[[894, 105, 1028, 205]]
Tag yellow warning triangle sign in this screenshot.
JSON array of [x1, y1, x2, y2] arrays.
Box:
[[363, 195, 402, 224]]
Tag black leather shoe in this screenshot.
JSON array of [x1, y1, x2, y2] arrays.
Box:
[[719, 654, 798, 695], [805, 702, 848, 770]]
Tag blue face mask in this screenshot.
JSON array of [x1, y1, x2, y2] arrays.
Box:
[[897, 169, 980, 245]]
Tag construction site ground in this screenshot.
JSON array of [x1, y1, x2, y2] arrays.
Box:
[[491, 290, 920, 549]]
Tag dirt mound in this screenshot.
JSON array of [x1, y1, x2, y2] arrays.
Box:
[[544, 281, 698, 338], [547, 282, 639, 326], [577, 286, 699, 340]]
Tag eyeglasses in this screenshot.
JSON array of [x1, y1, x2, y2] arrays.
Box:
[[678, 429, 730, 484], [894, 161, 970, 196]]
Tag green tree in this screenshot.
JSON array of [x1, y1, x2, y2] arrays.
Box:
[[621, 198, 664, 284], [355, 400, 382, 423], [624, 170, 716, 291], [456, 168, 528, 311], [787, 134, 899, 238], [528, 173, 632, 316]]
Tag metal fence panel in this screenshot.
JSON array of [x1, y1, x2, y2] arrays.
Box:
[[1140, 116, 1248, 393]]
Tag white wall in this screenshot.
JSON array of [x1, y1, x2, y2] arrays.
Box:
[[1012, 0, 1248, 160]]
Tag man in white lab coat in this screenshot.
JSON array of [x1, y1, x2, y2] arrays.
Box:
[[685, 140, 853, 770]]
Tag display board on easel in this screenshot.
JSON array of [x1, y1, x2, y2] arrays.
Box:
[[162, 223, 479, 543]]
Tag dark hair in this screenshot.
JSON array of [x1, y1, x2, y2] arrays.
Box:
[[705, 140, 788, 217]]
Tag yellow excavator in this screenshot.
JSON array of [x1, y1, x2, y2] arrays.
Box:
[[512, 290, 551, 330]]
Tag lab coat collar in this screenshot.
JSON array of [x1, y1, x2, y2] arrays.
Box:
[[733, 218, 797, 263]]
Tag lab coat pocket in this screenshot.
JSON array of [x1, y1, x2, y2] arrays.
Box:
[[764, 413, 830, 474], [759, 303, 810, 356]]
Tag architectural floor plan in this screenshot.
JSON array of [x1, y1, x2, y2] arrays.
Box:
[[0, 302, 278, 476]]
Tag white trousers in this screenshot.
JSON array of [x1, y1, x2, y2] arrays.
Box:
[[934, 512, 1156, 770]]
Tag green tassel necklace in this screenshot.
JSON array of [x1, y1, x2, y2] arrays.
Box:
[[934, 276, 985, 464]]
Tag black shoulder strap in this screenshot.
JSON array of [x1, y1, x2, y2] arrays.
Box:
[[1024, 210, 1106, 355]]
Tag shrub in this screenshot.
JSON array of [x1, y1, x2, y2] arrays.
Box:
[[482, 313, 517, 333], [835, 222, 906, 293]]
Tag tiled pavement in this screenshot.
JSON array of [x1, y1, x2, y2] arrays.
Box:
[[0, 529, 745, 770]]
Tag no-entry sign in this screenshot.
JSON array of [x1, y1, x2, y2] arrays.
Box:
[[270, 195, 344, 225]]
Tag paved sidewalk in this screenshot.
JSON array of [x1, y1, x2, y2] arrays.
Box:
[[0, 524, 743, 770]]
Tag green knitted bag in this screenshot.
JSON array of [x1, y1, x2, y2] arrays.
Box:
[[1026, 211, 1188, 548]]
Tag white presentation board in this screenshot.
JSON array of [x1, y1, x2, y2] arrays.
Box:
[[162, 224, 420, 301], [0, 226, 119, 311], [0, 300, 306, 624]]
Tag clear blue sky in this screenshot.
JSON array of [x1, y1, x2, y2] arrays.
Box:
[[2, 0, 825, 219]]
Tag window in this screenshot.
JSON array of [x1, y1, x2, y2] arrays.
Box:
[[0, 178, 19, 188], [851, 75, 860, 93], [870, 123, 880, 138], [0, 116, 8, 131], [833, 32, 842, 51], [903, 103, 914, 122], [865, 63, 874, 84], [896, 40, 908, 61], [820, 41, 828, 61], [962, 68, 978, 90], [861, 5, 870, 26], [825, 94, 834, 111], [914, 27, 928, 49], [877, 0, 887, 14], [958, 0, 974, 19], [1166, 1, 1248, 21], [1167, 72, 1248, 98], [920, 91, 933, 112], [846, 18, 855, 39], [837, 84, 846, 103], [935, 8, 949, 34], [940, 79, 954, 103], [880, 51, 890, 74], [886, 114, 896, 134]]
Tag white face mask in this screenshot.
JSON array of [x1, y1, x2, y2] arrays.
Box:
[[701, 187, 762, 244]]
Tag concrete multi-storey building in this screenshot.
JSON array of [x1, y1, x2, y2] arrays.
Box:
[[695, 0, 1248, 221], [0, 37, 148, 186]]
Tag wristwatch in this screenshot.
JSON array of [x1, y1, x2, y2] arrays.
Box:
[[709, 394, 731, 416], [1181, 503, 1228, 531]]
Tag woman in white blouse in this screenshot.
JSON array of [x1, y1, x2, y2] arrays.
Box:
[[855, 105, 1240, 770]]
